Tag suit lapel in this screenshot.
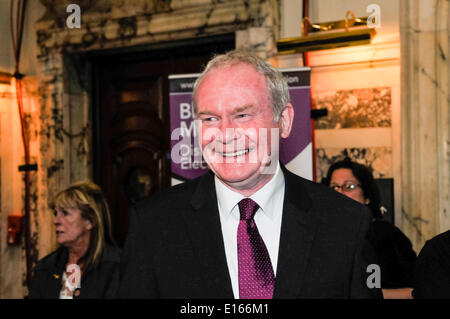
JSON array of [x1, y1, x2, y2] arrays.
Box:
[[183, 172, 234, 298], [274, 167, 319, 298]]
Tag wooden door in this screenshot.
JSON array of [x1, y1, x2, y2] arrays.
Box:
[[92, 36, 234, 245]]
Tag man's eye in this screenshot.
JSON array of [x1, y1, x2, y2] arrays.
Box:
[[202, 117, 218, 122], [62, 210, 69, 216], [236, 114, 248, 118]]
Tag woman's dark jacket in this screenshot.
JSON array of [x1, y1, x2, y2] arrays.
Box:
[[370, 220, 417, 288], [26, 244, 121, 299]]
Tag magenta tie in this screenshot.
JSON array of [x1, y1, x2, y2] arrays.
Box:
[[237, 198, 275, 299]]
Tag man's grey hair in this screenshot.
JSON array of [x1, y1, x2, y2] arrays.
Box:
[[192, 50, 290, 122]]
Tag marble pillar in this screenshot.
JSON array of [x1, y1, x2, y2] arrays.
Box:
[[400, 0, 450, 252]]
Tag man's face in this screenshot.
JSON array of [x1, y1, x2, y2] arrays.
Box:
[[195, 62, 293, 195]]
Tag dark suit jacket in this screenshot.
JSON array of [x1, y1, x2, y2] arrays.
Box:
[[370, 220, 417, 288], [118, 167, 381, 298], [413, 230, 450, 299], [27, 244, 121, 299]]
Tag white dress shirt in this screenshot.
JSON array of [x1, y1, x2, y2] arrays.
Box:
[[215, 162, 285, 299]]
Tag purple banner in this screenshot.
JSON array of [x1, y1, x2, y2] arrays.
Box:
[[169, 68, 312, 183]]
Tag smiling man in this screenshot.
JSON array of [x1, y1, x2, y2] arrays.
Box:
[[118, 50, 381, 299], [195, 57, 293, 196]]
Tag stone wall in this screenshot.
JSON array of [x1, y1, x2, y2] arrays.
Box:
[[400, 0, 450, 250]]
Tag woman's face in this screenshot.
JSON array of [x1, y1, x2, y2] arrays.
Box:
[[53, 208, 92, 248], [329, 168, 369, 205]]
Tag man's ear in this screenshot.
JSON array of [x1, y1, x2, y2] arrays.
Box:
[[279, 103, 294, 138]]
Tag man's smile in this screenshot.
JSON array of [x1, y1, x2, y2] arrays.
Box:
[[216, 148, 252, 157]]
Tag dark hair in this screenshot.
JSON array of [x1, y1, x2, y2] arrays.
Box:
[[324, 159, 382, 219]]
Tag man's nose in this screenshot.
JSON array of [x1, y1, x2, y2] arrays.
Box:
[[218, 119, 237, 144]]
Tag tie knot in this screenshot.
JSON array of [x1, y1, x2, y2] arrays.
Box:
[[238, 198, 259, 221]]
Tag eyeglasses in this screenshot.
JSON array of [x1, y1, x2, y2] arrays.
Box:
[[330, 183, 361, 192]]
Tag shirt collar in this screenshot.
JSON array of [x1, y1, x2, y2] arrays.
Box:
[[215, 162, 284, 220], [250, 162, 284, 220], [215, 175, 245, 221]]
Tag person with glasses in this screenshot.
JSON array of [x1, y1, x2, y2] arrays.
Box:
[[324, 159, 417, 299]]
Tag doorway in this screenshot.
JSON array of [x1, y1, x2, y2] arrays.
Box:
[[91, 34, 235, 245]]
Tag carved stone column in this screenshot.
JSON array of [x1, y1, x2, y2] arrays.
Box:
[[400, 0, 450, 252], [235, 0, 279, 60]]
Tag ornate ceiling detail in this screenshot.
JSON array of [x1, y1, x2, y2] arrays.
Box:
[[35, 0, 278, 55]]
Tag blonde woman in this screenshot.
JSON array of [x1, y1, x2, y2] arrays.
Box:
[[27, 182, 121, 299]]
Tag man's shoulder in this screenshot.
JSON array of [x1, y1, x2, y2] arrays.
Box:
[[429, 229, 450, 244], [421, 230, 450, 256], [284, 169, 369, 218], [130, 173, 210, 219]]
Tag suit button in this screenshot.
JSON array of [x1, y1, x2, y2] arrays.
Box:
[[74, 289, 80, 297]]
